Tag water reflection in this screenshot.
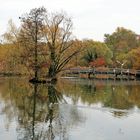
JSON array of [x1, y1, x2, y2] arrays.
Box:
[[1, 78, 140, 139], [29, 83, 62, 140], [58, 79, 140, 117], [16, 83, 82, 140], [0, 78, 85, 140]]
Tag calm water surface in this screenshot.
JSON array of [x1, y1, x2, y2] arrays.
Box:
[[0, 77, 140, 140]]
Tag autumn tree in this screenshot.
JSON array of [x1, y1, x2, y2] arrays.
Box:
[[1, 20, 23, 74], [126, 47, 140, 69], [19, 7, 47, 80], [18, 7, 81, 81], [89, 57, 106, 67], [67, 39, 84, 67], [82, 40, 112, 67], [43, 11, 80, 80], [2, 19, 19, 44], [104, 27, 140, 66]]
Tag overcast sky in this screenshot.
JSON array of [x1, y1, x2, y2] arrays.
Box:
[[0, 0, 140, 41]]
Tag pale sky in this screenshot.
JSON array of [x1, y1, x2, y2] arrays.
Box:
[[0, 0, 140, 41]]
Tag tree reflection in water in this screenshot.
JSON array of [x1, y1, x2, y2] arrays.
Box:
[[58, 79, 140, 118], [15, 82, 84, 140], [22, 83, 66, 140], [1, 78, 140, 139], [0, 78, 85, 140]]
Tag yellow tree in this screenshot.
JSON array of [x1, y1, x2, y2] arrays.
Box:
[[43, 11, 81, 81], [1, 20, 23, 74]]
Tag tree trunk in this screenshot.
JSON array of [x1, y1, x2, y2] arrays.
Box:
[[47, 47, 57, 82], [47, 63, 57, 84]]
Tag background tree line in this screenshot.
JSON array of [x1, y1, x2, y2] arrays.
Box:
[[1, 7, 140, 79]]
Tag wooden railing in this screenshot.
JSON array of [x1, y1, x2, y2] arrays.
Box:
[[63, 67, 140, 79]]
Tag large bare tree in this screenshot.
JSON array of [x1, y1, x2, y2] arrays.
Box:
[[43, 11, 80, 81]]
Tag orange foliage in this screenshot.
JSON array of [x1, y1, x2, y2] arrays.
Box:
[[89, 57, 106, 67]]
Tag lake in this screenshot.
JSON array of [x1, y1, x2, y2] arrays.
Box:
[[0, 77, 140, 140]]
